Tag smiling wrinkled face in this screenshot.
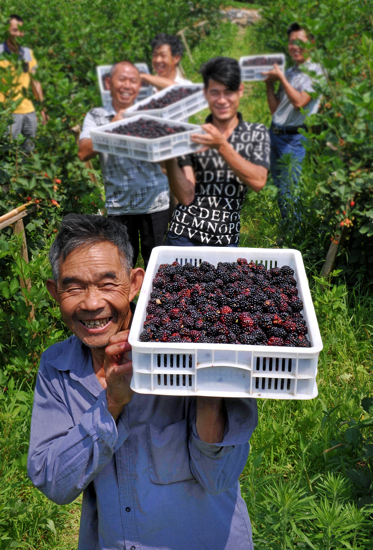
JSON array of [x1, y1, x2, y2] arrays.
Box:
[[50, 242, 136, 349], [110, 63, 141, 110], [152, 44, 180, 79], [288, 30, 309, 65], [204, 79, 243, 123]]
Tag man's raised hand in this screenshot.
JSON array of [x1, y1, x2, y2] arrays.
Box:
[[191, 123, 226, 152], [104, 331, 134, 420], [262, 63, 284, 83]]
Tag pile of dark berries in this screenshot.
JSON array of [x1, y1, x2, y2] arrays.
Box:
[[108, 119, 187, 138], [136, 87, 198, 111], [242, 56, 284, 67], [140, 259, 311, 347]]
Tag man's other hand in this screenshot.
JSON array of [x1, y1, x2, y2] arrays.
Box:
[[104, 330, 134, 420], [191, 123, 226, 152], [111, 109, 127, 123], [262, 63, 284, 83]]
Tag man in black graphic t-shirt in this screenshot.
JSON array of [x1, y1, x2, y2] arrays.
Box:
[[164, 57, 270, 247]]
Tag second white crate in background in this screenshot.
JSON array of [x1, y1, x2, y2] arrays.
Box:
[[239, 54, 286, 81], [125, 84, 208, 121]]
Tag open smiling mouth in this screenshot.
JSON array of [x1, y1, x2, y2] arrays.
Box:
[[80, 317, 112, 329]]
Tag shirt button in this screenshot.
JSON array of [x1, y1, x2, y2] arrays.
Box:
[[125, 507, 131, 512]]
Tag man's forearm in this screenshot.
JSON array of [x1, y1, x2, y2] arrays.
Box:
[[78, 138, 98, 162], [140, 73, 177, 90], [196, 397, 226, 443], [217, 142, 267, 192], [265, 81, 279, 115], [164, 159, 195, 205], [279, 73, 312, 110], [31, 79, 44, 103]]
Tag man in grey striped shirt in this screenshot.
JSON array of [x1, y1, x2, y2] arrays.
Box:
[[263, 23, 323, 217], [78, 61, 169, 268]]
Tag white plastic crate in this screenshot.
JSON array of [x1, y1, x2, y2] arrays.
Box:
[[90, 114, 205, 162], [129, 247, 323, 400], [125, 84, 208, 121], [239, 54, 286, 81], [96, 63, 153, 108]]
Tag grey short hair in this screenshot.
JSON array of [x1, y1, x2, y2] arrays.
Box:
[[49, 214, 134, 281]]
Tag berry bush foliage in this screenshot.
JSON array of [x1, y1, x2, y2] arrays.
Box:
[[0, 0, 222, 375], [257, 0, 373, 272], [0, 0, 221, 223], [140, 259, 310, 347]]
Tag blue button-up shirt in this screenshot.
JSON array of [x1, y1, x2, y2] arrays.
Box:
[[28, 335, 258, 550]]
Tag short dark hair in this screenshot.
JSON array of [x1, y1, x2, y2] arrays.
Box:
[[8, 14, 24, 24], [200, 57, 241, 91], [287, 22, 314, 40], [49, 214, 134, 281], [151, 33, 184, 58]]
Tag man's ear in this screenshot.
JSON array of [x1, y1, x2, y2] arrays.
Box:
[[46, 279, 59, 302], [129, 268, 145, 302], [238, 82, 244, 98], [173, 55, 181, 68]]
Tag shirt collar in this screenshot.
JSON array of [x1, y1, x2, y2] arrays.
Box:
[[104, 102, 117, 117], [205, 111, 244, 129], [3, 41, 24, 58]]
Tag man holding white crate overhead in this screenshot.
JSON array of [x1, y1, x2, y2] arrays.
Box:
[[78, 61, 169, 269], [262, 23, 323, 217], [164, 56, 270, 247], [28, 213, 258, 550]]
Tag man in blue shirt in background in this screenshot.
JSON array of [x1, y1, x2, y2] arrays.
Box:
[[27, 214, 258, 550]]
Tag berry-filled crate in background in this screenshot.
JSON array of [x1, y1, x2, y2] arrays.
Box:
[[90, 115, 205, 162], [129, 247, 323, 400], [125, 84, 207, 121], [96, 63, 153, 108], [239, 54, 286, 81]]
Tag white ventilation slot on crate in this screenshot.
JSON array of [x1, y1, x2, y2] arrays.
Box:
[[255, 357, 293, 373], [156, 373, 193, 388]]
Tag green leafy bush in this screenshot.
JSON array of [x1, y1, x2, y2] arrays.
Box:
[[255, 0, 373, 275]]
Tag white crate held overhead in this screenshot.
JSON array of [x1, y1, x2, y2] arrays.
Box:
[[125, 84, 208, 121], [96, 63, 153, 108], [239, 53, 286, 81], [90, 114, 205, 162], [129, 247, 323, 400]]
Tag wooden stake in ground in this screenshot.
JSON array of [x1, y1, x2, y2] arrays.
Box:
[[320, 225, 348, 277], [13, 218, 35, 321]]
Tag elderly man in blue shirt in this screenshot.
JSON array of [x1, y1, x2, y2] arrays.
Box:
[[27, 213, 258, 550]]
